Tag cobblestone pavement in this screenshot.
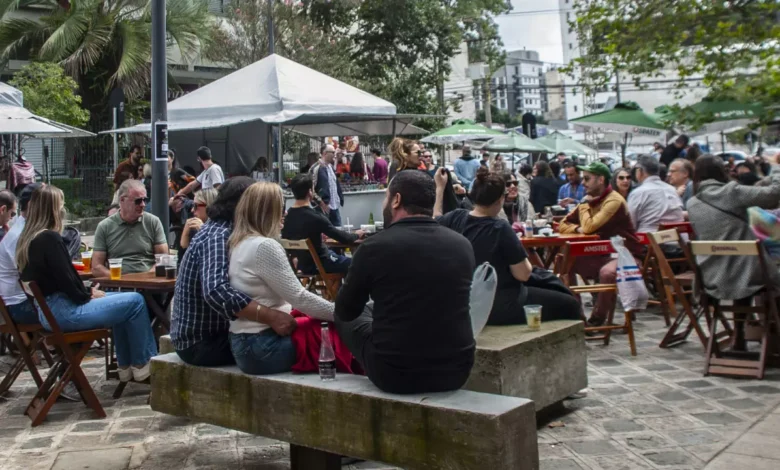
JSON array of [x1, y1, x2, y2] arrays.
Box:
[[1, 307, 779, 470]]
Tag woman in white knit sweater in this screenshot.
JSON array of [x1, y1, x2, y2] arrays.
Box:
[[228, 182, 335, 375]]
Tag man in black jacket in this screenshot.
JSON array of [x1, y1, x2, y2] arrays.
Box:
[[335, 170, 476, 394], [660, 134, 690, 167], [282, 174, 364, 274]]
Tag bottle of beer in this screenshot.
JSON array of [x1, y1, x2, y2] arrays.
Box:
[[319, 322, 336, 381], [368, 212, 374, 225]]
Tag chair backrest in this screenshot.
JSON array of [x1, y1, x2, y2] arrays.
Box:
[[649, 229, 680, 246], [566, 240, 616, 258], [22, 281, 64, 338], [279, 238, 331, 279], [648, 230, 689, 285], [635, 233, 650, 246], [659, 222, 695, 236], [689, 240, 760, 257]]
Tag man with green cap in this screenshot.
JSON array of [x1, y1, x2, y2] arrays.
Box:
[[559, 161, 642, 327]]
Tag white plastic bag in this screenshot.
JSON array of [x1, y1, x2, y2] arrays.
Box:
[[610, 236, 649, 312], [470, 262, 497, 338]]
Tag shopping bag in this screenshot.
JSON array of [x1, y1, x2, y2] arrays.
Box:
[[610, 236, 648, 311], [470, 262, 497, 338]]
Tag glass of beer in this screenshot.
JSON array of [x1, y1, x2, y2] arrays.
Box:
[[108, 258, 123, 280], [523, 305, 542, 330], [81, 251, 92, 271]]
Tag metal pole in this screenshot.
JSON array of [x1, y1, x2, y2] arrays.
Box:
[[277, 125, 283, 184], [615, 67, 621, 103], [484, 78, 492, 127], [267, 0, 275, 54], [112, 108, 118, 170], [151, 0, 169, 232]]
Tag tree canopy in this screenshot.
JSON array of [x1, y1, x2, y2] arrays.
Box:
[[9, 61, 90, 127], [0, 0, 212, 115], [567, 0, 780, 124]]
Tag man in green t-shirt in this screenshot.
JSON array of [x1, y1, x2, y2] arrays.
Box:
[[92, 179, 169, 277]]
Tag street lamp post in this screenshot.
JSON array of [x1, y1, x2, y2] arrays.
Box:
[[150, 0, 169, 233]]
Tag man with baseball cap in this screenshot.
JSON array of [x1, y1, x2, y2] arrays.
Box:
[[559, 161, 642, 327], [0, 183, 42, 323]]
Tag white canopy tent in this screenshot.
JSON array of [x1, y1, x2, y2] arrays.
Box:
[[105, 54, 427, 176], [0, 82, 94, 138]]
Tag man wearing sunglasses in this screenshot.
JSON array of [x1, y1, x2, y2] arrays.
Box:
[[92, 179, 169, 278]]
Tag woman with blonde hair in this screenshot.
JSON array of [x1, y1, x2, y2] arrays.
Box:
[[387, 137, 422, 183], [17, 185, 157, 382], [227, 182, 350, 375], [180, 188, 218, 250]]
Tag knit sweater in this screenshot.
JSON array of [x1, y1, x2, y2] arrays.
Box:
[[559, 188, 643, 257]]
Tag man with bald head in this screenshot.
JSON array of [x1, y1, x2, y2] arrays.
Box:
[[668, 158, 694, 209], [308, 144, 345, 226]]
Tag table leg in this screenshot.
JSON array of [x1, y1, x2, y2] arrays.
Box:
[[142, 292, 172, 333], [528, 250, 545, 268]]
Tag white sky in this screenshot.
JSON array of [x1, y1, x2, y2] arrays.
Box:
[[495, 0, 564, 65]]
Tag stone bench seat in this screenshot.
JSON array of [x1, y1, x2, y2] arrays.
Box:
[[466, 320, 587, 412], [150, 353, 539, 470]]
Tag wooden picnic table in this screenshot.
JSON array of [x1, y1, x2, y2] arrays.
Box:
[[78, 270, 93, 280], [520, 233, 600, 268]]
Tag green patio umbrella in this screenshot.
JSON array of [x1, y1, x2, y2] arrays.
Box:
[[482, 130, 555, 153], [421, 119, 504, 144], [535, 131, 597, 156], [570, 101, 667, 139], [664, 99, 763, 136]]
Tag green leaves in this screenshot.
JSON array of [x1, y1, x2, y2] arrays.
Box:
[[9, 61, 90, 127], [567, 0, 780, 126]]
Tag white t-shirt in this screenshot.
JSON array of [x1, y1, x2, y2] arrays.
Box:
[[0, 216, 27, 306], [197, 163, 224, 190]]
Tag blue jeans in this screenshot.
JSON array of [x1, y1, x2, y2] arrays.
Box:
[[230, 330, 296, 375], [299, 250, 352, 275], [7, 301, 38, 324], [39, 292, 157, 367]]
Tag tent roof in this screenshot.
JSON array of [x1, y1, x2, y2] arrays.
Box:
[[164, 54, 396, 129], [0, 82, 23, 107], [0, 103, 94, 138]]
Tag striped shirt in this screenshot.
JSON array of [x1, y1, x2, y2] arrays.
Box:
[[170, 219, 251, 350]]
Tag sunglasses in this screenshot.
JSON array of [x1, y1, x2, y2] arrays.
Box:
[[413, 150, 423, 156], [194, 202, 207, 209], [506, 181, 518, 187], [133, 197, 150, 206], [617, 176, 630, 181]]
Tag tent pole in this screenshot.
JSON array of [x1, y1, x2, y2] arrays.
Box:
[[225, 126, 230, 175], [392, 119, 397, 138], [621, 132, 628, 168], [277, 125, 283, 184], [721, 131, 726, 153], [150, 0, 169, 234]]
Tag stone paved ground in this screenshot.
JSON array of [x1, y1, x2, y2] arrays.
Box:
[[1, 307, 780, 470]]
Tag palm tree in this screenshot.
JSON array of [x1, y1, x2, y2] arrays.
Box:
[[0, 0, 212, 115]]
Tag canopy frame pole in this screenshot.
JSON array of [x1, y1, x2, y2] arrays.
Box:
[[277, 125, 283, 184], [150, 0, 169, 233], [112, 108, 118, 170]]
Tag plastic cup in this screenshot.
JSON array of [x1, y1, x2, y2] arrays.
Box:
[[108, 258, 123, 280], [375, 221, 384, 231], [81, 251, 92, 271], [524, 305, 542, 330]]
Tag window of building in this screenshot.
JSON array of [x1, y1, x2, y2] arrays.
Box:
[[572, 88, 577, 96], [515, 66, 519, 76], [566, 12, 570, 19], [574, 105, 578, 112], [569, 43, 573, 50], [500, 100, 507, 109]]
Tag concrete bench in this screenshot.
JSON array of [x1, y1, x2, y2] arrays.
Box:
[[150, 353, 539, 470], [465, 320, 587, 412]]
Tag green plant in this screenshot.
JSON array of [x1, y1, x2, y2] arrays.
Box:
[[9, 62, 90, 127]]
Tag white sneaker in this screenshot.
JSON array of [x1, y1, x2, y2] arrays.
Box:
[[131, 363, 151, 382], [118, 367, 133, 382]]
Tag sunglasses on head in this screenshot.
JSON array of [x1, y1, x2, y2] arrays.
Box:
[[133, 197, 150, 206]]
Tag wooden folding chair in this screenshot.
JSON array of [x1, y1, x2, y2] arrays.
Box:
[[648, 229, 726, 349], [555, 240, 638, 356], [636, 233, 669, 325], [0, 298, 51, 396], [280, 239, 344, 301], [23, 281, 110, 426], [659, 221, 695, 236], [690, 240, 780, 379], [280, 239, 320, 294]]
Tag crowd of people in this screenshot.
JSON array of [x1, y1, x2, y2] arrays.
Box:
[[2, 133, 778, 399]]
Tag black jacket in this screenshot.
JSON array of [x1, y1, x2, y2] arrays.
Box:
[[530, 176, 560, 214]]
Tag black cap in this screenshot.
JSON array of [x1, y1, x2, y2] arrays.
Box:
[[197, 146, 212, 160], [19, 183, 42, 212]]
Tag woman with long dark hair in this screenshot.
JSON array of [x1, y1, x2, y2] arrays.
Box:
[[350, 152, 369, 181], [529, 161, 559, 213], [434, 167, 581, 325]]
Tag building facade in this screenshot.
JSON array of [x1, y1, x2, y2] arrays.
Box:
[[474, 49, 545, 119]]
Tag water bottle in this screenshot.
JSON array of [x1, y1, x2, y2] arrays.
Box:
[[319, 322, 336, 381], [525, 219, 533, 237]]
